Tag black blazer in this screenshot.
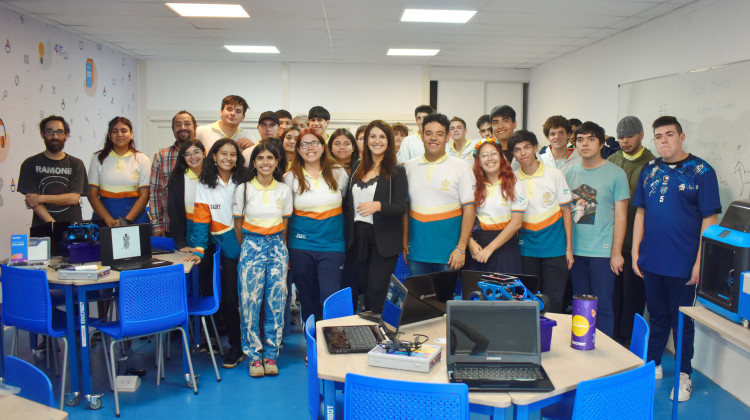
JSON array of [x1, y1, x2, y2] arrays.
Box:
[[344, 164, 408, 258], [166, 171, 189, 249]]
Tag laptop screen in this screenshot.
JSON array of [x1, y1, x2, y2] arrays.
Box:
[[100, 224, 152, 266], [447, 301, 540, 364], [381, 275, 407, 337]]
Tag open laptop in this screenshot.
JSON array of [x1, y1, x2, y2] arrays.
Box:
[[400, 270, 459, 325], [322, 275, 407, 354], [446, 300, 554, 392], [9, 236, 50, 270], [99, 224, 171, 271], [460, 270, 539, 300]]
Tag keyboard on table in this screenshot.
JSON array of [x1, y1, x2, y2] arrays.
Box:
[[453, 366, 543, 381], [346, 326, 378, 349]]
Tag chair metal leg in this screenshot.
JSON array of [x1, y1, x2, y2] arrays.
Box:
[[201, 316, 221, 382], [177, 327, 199, 395], [46, 336, 52, 370], [11, 328, 18, 356], [209, 315, 224, 356], [51, 336, 60, 376], [110, 339, 121, 417], [99, 333, 114, 391], [156, 334, 163, 386], [59, 337, 68, 411]]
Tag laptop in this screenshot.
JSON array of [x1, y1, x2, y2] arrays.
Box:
[[400, 270, 459, 325], [322, 275, 407, 354], [460, 270, 539, 300], [9, 236, 50, 270], [99, 224, 171, 271], [446, 300, 554, 392]]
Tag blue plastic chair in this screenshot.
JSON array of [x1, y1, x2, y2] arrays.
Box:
[[187, 247, 224, 382], [0, 264, 69, 410], [95, 263, 198, 417], [393, 253, 410, 282], [323, 287, 354, 320], [571, 361, 656, 420], [3, 355, 55, 407], [151, 236, 177, 252], [630, 313, 649, 361], [344, 373, 469, 420], [306, 314, 342, 419]]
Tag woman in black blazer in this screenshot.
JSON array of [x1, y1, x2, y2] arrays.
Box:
[[344, 120, 408, 313]]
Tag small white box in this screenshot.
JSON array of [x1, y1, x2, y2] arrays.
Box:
[[115, 375, 141, 392], [367, 344, 441, 373]]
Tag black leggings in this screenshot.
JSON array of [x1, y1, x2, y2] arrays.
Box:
[[220, 255, 241, 348]]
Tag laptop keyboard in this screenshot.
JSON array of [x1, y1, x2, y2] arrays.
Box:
[[111, 261, 146, 271], [453, 366, 543, 381], [346, 326, 379, 349]]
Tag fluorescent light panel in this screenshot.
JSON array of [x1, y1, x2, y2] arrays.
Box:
[[401, 9, 476, 24], [166, 3, 250, 18], [225, 45, 279, 54], [387, 49, 439, 56]]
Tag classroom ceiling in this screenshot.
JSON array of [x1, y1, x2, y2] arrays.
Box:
[[1, 0, 695, 68]]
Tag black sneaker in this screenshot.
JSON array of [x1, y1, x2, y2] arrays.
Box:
[[199, 337, 221, 354], [222, 346, 247, 368]]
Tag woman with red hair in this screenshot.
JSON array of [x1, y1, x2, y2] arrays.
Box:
[[467, 139, 527, 273]]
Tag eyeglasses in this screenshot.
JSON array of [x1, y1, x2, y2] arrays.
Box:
[[299, 141, 322, 149], [479, 151, 500, 161], [183, 150, 203, 158], [44, 129, 66, 136]]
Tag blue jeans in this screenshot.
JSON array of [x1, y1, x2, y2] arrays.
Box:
[[407, 260, 451, 277], [643, 270, 696, 374], [237, 233, 288, 361], [570, 256, 615, 338]]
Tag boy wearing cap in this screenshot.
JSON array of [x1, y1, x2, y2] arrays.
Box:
[[632, 116, 721, 402], [564, 121, 629, 338], [257, 111, 280, 140], [607, 116, 656, 345]]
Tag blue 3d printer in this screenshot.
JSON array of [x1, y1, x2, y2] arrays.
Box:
[[698, 200, 750, 326]]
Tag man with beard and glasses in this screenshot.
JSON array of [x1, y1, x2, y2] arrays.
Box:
[[18, 115, 87, 228], [149, 110, 197, 237]]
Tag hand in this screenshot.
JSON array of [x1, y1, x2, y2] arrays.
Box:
[[566, 249, 575, 270], [107, 218, 120, 227], [357, 201, 381, 217], [468, 240, 482, 258], [688, 259, 701, 286], [153, 230, 165, 237], [25, 193, 43, 208], [236, 137, 254, 150], [402, 243, 409, 265], [632, 254, 643, 278], [474, 247, 493, 264], [184, 255, 202, 264], [179, 246, 194, 253], [610, 253, 624, 275], [448, 248, 466, 270]]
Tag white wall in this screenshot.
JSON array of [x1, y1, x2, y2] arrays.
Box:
[[527, 0, 750, 403], [0, 6, 139, 258], [528, 0, 750, 143]]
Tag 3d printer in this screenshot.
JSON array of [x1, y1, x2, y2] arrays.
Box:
[[698, 200, 750, 326]]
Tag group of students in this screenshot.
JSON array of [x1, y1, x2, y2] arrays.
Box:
[[19, 96, 720, 400]]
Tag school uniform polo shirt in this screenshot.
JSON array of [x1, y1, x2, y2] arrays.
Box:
[[446, 139, 479, 165], [88, 150, 150, 198], [191, 176, 239, 259], [476, 180, 527, 230], [396, 134, 424, 164], [195, 120, 255, 152], [283, 167, 349, 252], [232, 178, 293, 236], [515, 161, 572, 258], [405, 154, 475, 264]]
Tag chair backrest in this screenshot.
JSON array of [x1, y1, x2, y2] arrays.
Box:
[[118, 263, 188, 337], [151, 236, 176, 252], [630, 313, 649, 361], [323, 287, 354, 320], [0, 265, 53, 334], [212, 246, 222, 303], [572, 361, 656, 420], [393, 253, 410, 282], [344, 373, 469, 420], [305, 314, 319, 420], [4, 355, 55, 407]]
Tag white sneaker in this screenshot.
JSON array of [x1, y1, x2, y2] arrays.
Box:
[[654, 364, 663, 379], [670, 373, 692, 402]]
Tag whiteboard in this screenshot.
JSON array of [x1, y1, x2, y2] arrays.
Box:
[[618, 60, 750, 214]]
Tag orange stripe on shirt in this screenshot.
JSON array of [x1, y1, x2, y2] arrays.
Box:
[[293, 207, 342, 220], [193, 203, 212, 223], [478, 220, 510, 231], [522, 211, 562, 231], [410, 208, 463, 223], [242, 221, 284, 235], [185, 211, 195, 222], [99, 190, 139, 199], [210, 219, 231, 233]]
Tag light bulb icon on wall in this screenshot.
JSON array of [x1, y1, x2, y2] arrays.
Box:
[[38, 42, 44, 63]]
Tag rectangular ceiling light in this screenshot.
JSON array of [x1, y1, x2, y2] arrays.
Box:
[[225, 45, 280, 54], [401, 9, 476, 23], [166, 3, 250, 18], [387, 49, 439, 56]]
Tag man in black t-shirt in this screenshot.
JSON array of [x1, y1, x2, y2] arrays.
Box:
[[18, 115, 87, 227]]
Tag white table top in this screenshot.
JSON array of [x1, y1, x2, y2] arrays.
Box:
[[45, 251, 194, 284], [0, 394, 68, 420], [680, 306, 750, 354]]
